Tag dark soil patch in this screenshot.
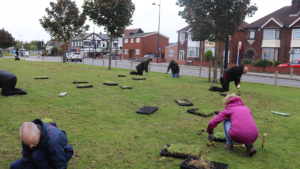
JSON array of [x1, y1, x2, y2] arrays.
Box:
[[179, 156, 229, 169]]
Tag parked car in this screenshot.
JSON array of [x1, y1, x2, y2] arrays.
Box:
[[67, 52, 83, 62], [143, 54, 156, 58], [277, 60, 300, 68], [66, 53, 71, 61]]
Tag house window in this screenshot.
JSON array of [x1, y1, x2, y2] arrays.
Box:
[[291, 48, 300, 61], [124, 49, 128, 54], [180, 33, 185, 41], [136, 49, 140, 55], [248, 31, 255, 39], [169, 49, 173, 57], [84, 41, 89, 46], [263, 29, 280, 39], [205, 47, 215, 57], [188, 33, 192, 41], [262, 48, 278, 61], [188, 48, 199, 58], [131, 38, 133, 43], [136, 38, 140, 43], [125, 39, 128, 43], [103, 43, 105, 48], [292, 29, 300, 39]]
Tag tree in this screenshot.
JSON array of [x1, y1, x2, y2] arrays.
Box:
[[39, 0, 89, 63], [204, 50, 213, 62], [83, 0, 135, 69], [51, 46, 60, 55], [177, 0, 257, 82], [0, 29, 17, 49]]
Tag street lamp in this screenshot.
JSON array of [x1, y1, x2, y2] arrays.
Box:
[[152, 0, 161, 63]]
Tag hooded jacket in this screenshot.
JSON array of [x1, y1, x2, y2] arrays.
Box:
[[167, 60, 180, 74], [0, 69, 16, 88], [224, 65, 244, 86], [136, 60, 150, 73], [207, 97, 258, 144], [21, 119, 73, 169]]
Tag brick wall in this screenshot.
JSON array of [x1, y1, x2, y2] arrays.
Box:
[[151, 58, 166, 63], [228, 64, 300, 75], [165, 44, 178, 62]]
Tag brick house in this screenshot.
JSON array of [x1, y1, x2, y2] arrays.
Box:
[[218, 22, 249, 64], [243, 0, 300, 63], [122, 32, 169, 60], [165, 43, 178, 62], [59, 42, 71, 53]]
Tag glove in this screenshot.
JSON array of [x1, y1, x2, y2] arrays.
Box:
[[166, 72, 168, 74], [236, 84, 240, 89], [207, 134, 215, 141]]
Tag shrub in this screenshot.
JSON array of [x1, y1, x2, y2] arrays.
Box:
[[241, 59, 252, 65], [274, 61, 282, 66], [204, 50, 213, 62], [252, 59, 274, 67]]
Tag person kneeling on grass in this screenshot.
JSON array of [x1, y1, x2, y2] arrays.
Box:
[[166, 60, 181, 78], [206, 94, 258, 157], [10, 119, 74, 169], [130, 57, 152, 75], [0, 69, 27, 96], [209, 65, 248, 92]]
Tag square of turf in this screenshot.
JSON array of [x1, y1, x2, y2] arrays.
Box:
[[175, 99, 193, 106], [120, 85, 132, 89], [118, 75, 126, 77], [132, 78, 146, 80], [76, 85, 93, 88], [136, 106, 158, 114], [73, 80, 88, 84], [35, 77, 49, 79]]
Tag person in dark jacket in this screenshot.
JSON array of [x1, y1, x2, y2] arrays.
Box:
[[15, 49, 20, 61], [166, 60, 180, 78], [209, 65, 248, 92], [10, 119, 74, 169], [0, 69, 27, 96], [130, 57, 152, 75]]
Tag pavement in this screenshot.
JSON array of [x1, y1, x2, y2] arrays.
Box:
[[2, 56, 300, 87]]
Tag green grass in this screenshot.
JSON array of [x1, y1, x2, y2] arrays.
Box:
[[2, 51, 14, 56], [0, 58, 300, 168]]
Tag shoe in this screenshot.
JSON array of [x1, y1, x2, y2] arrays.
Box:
[[224, 144, 233, 153], [129, 71, 133, 75], [18, 87, 27, 95], [209, 85, 215, 91], [244, 144, 257, 157]]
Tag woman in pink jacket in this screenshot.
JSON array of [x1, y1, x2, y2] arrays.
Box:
[[206, 94, 259, 157]]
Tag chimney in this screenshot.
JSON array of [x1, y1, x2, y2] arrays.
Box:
[[291, 0, 300, 15]]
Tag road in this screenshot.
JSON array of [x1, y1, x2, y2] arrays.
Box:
[[10, 56, 300, 88]]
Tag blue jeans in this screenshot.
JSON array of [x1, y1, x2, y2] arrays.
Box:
[[223, 118, 233, 144], [171, 73, 179, 78], [11, 149, 53, 169]]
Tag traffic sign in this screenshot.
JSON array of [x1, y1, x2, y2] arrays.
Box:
[[159, 48, 161, 50]]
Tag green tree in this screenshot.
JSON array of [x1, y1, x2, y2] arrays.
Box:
[[177, 0, 257, 82], [0, 29, 17, 49], [39, 0, 89, 63], [204, 50, 213, 62], [83, 0, 135, 69], [51, 46, 60, 55]]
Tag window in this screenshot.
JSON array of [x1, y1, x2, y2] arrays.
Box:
[[263, 29, 280, 39], [262, 48, 278, 61], [180, 33, 185, 41], [125, 39, 128, 43], [136, 38, 140, 43], [248, 31, 255, 39], [205, 47, 215, 57], [136, 49, 140, 55], [291, 48, 300, 61], [72, 42, 74, 46], [292, 29, 300, 39], [169, 49, 173, 57], [188, 33, 192, 41], [131, 38, 133, 43], [188, 48, 199, 58], [124, 49, 128, 54], [84, 41, 89, 46]]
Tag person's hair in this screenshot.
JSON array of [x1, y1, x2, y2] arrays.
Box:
[[148, 57, 152, 62], [223, 93, 239, 108], [20, 122, 39, 141]]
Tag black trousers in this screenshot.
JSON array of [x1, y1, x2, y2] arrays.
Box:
[[131, 69, 143, 75], [15, 57, 20, 61], [213, 76, 229, 92], [1, 76, 21, 96]]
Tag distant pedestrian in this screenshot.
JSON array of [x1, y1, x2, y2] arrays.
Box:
[[15, 49, 20, 61], [166, 60, 180, 78], [209, 65, 248, 92], [0, 50, 3, 58], [130, 58, 152, 75]]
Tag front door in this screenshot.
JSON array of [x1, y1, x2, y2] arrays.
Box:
[[179, 50, 184, 60]]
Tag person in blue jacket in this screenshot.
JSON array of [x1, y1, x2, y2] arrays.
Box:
[[10, 119, 74, 169]]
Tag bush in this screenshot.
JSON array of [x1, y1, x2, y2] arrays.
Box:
[[204, 50, 213, 62], [241, 59, 252, 65], [252, 59, 275, 67], [274, 61, 282, 66]]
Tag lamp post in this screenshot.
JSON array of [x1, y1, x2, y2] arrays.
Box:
[[289, 48, 295, 77], [152, 0, 161, 63]]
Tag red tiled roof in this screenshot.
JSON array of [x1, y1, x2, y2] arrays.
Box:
[[177, 25, 191, 32], [245, 6, 300, 28]]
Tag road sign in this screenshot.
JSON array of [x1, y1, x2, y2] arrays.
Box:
[[159, 48, 161, 50], [238, 41, 242, 50]]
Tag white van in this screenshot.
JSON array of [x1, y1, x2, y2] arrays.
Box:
[[25, 51, 30, 57]]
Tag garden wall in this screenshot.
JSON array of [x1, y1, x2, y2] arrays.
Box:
[[228, 64, 300, 75]]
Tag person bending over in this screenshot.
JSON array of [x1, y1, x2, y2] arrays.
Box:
[[10, 119, 74, 169], [166, 60, 181, 78], [130, 57, 152, 75], [207, 94, 258, 157], [209, 65, 248, 92], [0, 69, 27, 96]]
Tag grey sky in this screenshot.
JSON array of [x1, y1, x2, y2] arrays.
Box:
[[1, 0, 291, 43]]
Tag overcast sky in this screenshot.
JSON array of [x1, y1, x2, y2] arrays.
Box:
[[1, 0, 291, 43]]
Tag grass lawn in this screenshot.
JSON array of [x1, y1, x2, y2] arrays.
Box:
[[0, 58, 299, 168], [2, 51, 14, 56]]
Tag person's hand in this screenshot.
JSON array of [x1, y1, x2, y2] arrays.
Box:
[[207, 134, 215, 141], [237, 84, 240, 90]]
